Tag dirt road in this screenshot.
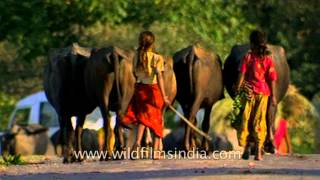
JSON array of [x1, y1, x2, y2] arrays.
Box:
[[0, 154, 320, 179]]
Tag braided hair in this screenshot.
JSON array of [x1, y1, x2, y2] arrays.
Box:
[[137, 31, 155, 75]]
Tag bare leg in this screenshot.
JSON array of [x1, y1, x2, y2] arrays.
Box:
[[153, 136, 162, 160], [135, 124, 146, 146], [130, 124, 145, 160], [159, 138, 163, 151], [153, 137, 160, 150], [254, 146, 263, 161], [145, 128, 153, 147]]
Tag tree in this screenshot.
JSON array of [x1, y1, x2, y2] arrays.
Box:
[[242, 0, 320, 99]]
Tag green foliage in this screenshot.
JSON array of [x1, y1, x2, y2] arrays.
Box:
[[0, 0, 128, 61], [242, 0, 320, 99], [228, 91, 246, 130], [0, 92, 16, 130], [0, 0, 255, 97], [1, 154, 25, 166], [121, 0, 255, 58], [0, 0, 318, 98], [312, 93, 320, 153]]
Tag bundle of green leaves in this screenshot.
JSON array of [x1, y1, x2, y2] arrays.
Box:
[[228, 90, 246, 130]]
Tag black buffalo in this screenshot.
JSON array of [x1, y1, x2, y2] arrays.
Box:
[[44, 43, 95, 163], [84, 46, 136, 156], [223, 44, 290, 152], [173, 45, 224, 151]]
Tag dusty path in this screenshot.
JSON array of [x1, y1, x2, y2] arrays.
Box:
[[0, 154, 319, 179]]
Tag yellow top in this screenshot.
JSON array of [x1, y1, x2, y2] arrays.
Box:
[[134, 52, 164, 84]]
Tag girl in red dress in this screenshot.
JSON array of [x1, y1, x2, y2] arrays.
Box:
[[122, 31, 170, 159]]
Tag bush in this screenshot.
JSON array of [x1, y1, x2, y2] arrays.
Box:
[[0, 92, 16, 131], [277, 85, 320, 154]]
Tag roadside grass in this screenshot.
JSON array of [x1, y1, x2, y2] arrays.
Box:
[[0, 155, 51, 166], [0, 154, 25, 165]]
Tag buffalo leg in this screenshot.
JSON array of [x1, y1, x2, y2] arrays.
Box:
[[100, 105, 110, 160], [99, 76, 114, 160], [115, 112, 125, 152], [264, 101, 277, 153], [59, 116, 67, 163], [201, 106, 212, 152], [190, 98, 203, 151], [100, 105, 115, 160], [75, 115, 85, 161], [190, 116, 198, 150], [184, 96, 202, 151], [63, 116, 74, 163], [182, 106, 191, 151]]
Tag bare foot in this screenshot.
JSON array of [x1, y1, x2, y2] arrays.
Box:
[[254, 147, 263, 161]]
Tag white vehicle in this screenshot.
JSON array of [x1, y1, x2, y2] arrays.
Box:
[[7, 91, 116, 138]]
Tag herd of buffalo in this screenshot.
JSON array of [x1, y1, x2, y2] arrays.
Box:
[[43, 43, 289, 163]]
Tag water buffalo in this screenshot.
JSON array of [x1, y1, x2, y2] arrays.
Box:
[[84, 46, 136, 157], [173, 45, 224, 151], [43, 43, 95, 163], [223, 44, 290, 153]]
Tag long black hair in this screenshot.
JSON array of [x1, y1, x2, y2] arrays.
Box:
[[249, 30, 270, 57]]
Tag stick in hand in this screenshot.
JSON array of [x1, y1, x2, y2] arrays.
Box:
[[168, 105, 212, 141]]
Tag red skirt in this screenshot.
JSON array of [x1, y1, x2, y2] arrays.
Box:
[[122, 83, 164, 138]]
